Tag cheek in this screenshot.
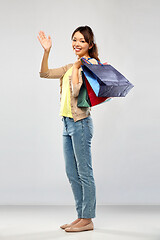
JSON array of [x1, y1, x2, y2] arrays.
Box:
[[83, 44, 89, 51]]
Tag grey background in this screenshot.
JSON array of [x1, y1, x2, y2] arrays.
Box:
[[0, 0, 159, 205]]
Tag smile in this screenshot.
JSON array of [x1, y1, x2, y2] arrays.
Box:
[[74, 47, 82, 52]]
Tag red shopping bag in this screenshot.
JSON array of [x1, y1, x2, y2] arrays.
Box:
[[83, 62, 112, 107]]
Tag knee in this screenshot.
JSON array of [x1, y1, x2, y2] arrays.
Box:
[[65, 170, 80, 183], [78, 172, 95, 183]]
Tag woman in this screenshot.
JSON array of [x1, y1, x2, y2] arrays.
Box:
[[38, 26, 99, 232]]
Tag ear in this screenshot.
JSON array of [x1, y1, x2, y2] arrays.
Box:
[[89, 43, 94, 49]]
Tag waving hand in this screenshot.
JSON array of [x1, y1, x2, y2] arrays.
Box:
[[37, 31, 52, 52]]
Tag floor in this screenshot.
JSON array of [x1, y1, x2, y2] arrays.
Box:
[[0, 205, 160, 240]]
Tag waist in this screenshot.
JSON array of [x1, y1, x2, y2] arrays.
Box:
[[63, 116, 73, 119]]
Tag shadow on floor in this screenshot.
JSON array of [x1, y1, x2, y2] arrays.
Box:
[[0, 228, 160, 240]]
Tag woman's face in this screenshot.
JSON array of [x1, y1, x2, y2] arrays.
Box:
[[72, 31, 91, 58]]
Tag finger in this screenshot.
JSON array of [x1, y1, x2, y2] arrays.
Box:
[[40, 34, 46, 40], [40, 31, 46, 39], [37, 35, 42, 42], [39, 31, 44, 36], [39, 32, 44, 39]]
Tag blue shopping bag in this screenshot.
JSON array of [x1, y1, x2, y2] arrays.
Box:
[[81, 58, 134, 98]]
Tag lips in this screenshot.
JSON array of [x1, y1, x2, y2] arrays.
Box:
[[74, 47, 81, 52]]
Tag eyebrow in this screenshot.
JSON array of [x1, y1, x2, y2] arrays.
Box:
[[73, 37, 85, 40]]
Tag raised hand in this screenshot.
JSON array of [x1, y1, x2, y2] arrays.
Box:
[[37, 31, 52, 52]]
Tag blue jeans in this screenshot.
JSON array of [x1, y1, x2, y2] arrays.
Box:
[[62, 116, 96, 218]]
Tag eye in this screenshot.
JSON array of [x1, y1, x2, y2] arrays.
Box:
[[72, 39, 76, 42], [81, 40, 85, 43]]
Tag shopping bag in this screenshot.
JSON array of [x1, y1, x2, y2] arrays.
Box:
[[81, 57, 134, 97], [77, 60, 112, 108], [77, 70, 111, 108], [84, 68, 112, 107], [77, 71, 91, 107]]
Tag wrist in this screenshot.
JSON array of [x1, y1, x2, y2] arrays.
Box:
[[44, 49, 50, 54], [73, 64, 79, 70]]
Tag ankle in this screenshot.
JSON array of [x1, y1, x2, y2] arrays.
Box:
[[81, 218, 92, 222], [82, 218, 91, 220]]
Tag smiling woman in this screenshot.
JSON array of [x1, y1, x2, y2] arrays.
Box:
[[38, 25, 99, 232], [72, 32, 92, 57], [71, 26, 100, 61]]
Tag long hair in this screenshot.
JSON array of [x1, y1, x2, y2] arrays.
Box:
[[71, 25, 100, 62]]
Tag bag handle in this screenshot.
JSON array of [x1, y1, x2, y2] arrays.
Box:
[[81, 57, 104, 66]]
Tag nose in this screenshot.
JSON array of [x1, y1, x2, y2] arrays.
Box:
[[75, 41, 80, 46]]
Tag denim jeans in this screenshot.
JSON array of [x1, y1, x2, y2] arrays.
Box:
[[62, 116, 96, 218]]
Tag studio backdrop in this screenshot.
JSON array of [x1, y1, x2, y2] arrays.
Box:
[[0, 0, 160, 205]]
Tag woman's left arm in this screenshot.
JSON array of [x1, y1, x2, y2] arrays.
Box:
[[71, 58, 98, 97], [71, 59, 83, 97]]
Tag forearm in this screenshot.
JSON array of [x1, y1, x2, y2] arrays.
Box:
[[72, 66, 79, 84], [71, 66, 83, 97], [40, 50, 50, 73]]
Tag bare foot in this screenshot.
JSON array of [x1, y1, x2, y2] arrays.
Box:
[[70, 218, 92, 228]]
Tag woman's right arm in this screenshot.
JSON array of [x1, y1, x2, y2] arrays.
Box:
[[40, 50, 50, 73], [38, 31, 68, 79]]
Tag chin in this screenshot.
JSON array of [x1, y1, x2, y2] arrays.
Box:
[[76, 53, 84, 58], [74, 51, 84, 58]]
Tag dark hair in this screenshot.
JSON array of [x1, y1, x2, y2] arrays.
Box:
[[71, 25, 100, 61]]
